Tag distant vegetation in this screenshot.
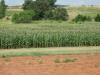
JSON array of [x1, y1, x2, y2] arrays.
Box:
[[72, 14, 92, 23], [44, 7, 68, 20], [0, 0, 100, 23], [11, 0, 68, 23], [12, 10, 35, 23], [95, 14, 100, 22], [0, 0, 7, 19]]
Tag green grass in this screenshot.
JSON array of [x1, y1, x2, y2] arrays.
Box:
[[6, 11, 21, 16], [94, 64, 99, 68], [0, 21, 100, 48], [6, 6, 23, 16], [54, 59, 61, 63], [0, 19, 12, 24], [66, 6, 100, 19], [4, 58, 11, 62], [0, 47, 100, 57], [32, 58, 35, 60], [6, 6, 100, 19], [62, 58, 77, 63], [0, 6, 100, 49]]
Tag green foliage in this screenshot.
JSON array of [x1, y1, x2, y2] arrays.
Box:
[[1, 54, 6, 58], [0, 32, 100, 49], [44, 7, 68, 21], [0, 21, 100, 49], [0, 13, 3, 19], [85, 16, 92, 21], [12, 10, 35, 23], [32, 58, 35, 60], [72, 14, 92, 23], [23, 0, 68, 20], [4, 58, 11, 62], [55, 64, 59, 67], [23, 0, 33, 10], [62, 58, 77, 63], [94, 64, 99, 68], [57, 19, 63, 23], [12, 13, 19, 23], [95, 14, 100, 22], [23, 0, 56, 10], [54, 59, 61, 63], [0, 0, 7, 19], [23, 0, 57, 19]]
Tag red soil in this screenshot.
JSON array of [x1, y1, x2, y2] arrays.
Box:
[[0, 54, 100, 75]]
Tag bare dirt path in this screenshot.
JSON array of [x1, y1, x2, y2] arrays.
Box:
[[0, 54, 100, 75]]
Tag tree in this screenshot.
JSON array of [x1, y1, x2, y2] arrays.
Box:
[[44, 7, 69, 20], [0, 0, 6, 19], [72, 14, 92, 23], [95, 14, 100, 22], [12, 10, 36, 23], [37, 0, 56, 7], [23, 0, 33, 10], [23, 0, 57, 19]]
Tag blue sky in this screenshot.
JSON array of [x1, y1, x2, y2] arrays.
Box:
[[3, 0, 100, 6]]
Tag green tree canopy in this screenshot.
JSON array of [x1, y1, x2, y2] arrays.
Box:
[[0, 0, 6, 19], [23, 0, 57, 19]]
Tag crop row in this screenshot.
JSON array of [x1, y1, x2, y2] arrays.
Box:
[[0, 32, 100, 49]]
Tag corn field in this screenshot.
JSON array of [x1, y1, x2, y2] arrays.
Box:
[[0, 21, 100, 49]]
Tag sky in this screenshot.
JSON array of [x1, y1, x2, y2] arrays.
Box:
[[2, 0, 100, 6]]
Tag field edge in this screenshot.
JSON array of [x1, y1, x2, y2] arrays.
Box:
[[0, 46, 100, 58]]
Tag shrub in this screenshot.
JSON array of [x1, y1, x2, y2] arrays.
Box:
[[95, 14, 100, 22], [54, 59, 61, 63], [1, 54, 6, 58], [6, 16, 10, 20], [57, 19, 63, 23], [12, 10, 35, 23], [44, 7, 68, 21], [85, 16, 92, 21], [0, 0, 7, 19], [62, 58, 77, 63], [94, 64, 99, 68], [72, 14, 92, 23], [4, 59, 11, 62], [0, 13, 3, 19], [12, 13, 19, 23], [44, 10, 53, 20]]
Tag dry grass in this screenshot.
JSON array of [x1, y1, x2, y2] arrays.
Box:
[[0, 46, 100, 57]]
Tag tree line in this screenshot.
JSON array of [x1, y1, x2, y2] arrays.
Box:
[[12, 0, 68, 23], [0, 0, 100, 23], [0, 0, 7, 19]]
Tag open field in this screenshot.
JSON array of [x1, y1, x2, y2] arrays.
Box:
[[0, 21, 100, 48], [66, 6, 100, 19], [6, 6, 100, 19], [0, 47, 100, 57], [0, 6, 100, 75], [0, 54, 100, 75], [0, 7, 100, 49], [0, 6, 100, 48]]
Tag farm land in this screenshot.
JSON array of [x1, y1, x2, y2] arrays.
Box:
[[0, 6, 100, 75]]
